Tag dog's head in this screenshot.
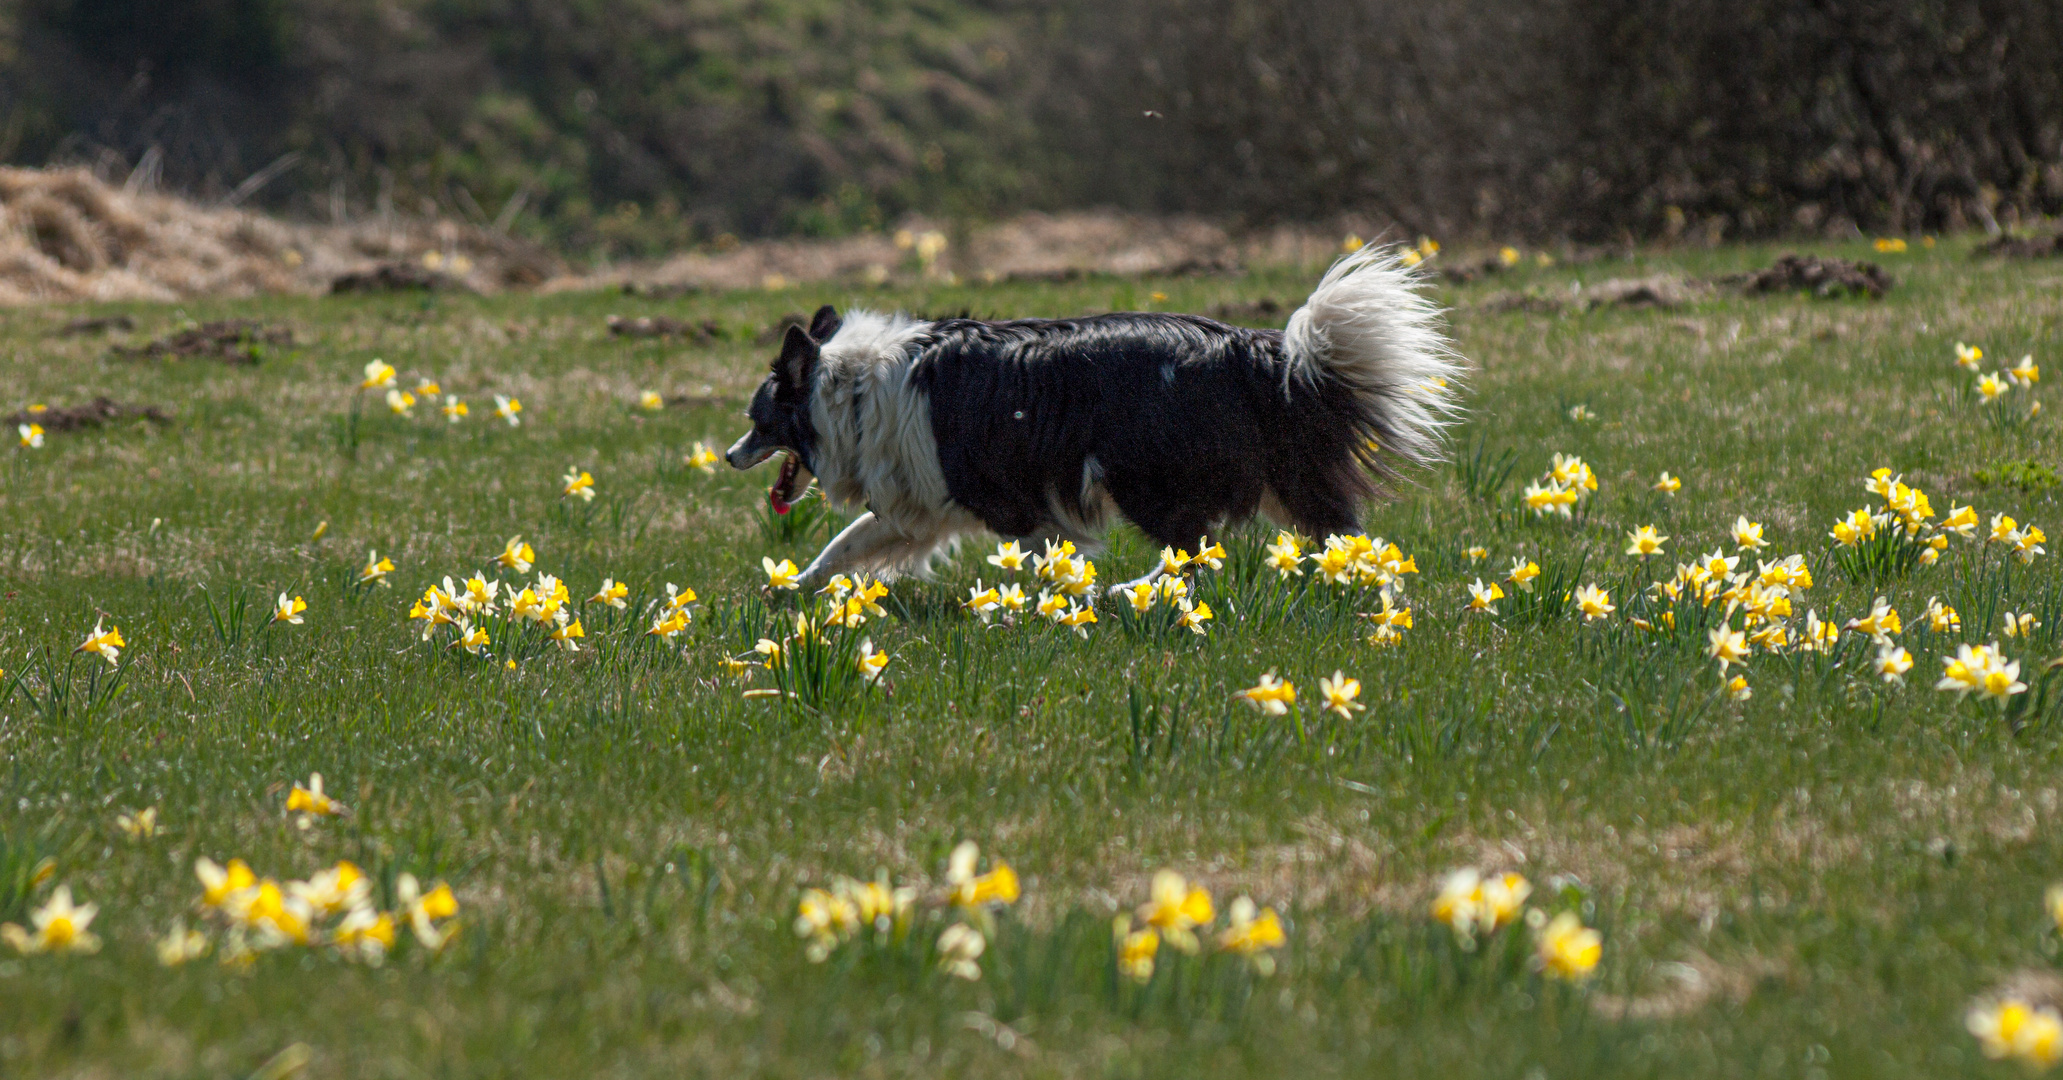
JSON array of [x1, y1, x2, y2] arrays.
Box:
[[727, 304, 841, 513]]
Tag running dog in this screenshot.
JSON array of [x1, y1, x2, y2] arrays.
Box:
[[725, 246, 1461, 588]]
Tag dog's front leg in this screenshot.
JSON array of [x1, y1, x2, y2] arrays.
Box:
[[798, 512, 905, 586]]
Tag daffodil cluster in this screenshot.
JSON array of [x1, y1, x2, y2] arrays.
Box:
[[1111, 870, 1286, 982], [182, 856, 458, 966], [1522, 453, 1597, 519], [406, 540, 598, 658], [793, 840, 1018, 980], [1019, 540, 1100, 634], [1431, 868, 1601, 980]]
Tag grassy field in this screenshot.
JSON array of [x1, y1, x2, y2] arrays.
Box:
[[2, 238, 2062, 1078]]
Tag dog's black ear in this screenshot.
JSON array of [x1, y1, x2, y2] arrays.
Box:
[[774, 324, 819, 391], [807, 304, 842, 343]]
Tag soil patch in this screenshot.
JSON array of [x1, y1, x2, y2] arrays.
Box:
[[329, 262, 470, 295], [606, 314, 724, 341], [115, 320, 291, 364], [1975, 232, 2063, 259], [1477, 276, 1704, 314], [1721, 253, 1892, 298], [57, 315, 135, 336], [6, 396, 170, 433], [1207, 297, 1289, 325]]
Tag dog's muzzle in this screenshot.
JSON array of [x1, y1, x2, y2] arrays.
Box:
[[726, 433, 776, 471]]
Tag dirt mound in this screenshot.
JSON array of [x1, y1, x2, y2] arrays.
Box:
[[57, 314, 135, 336], [0, 167, 561, 304], [1975, 232, 2063, 259], [1723, 253, 1892, 297], [115, 320, 292, 364], [5, 397, 170, 433], [1478, 275, 1706, 314], [606, 314, 724, 340], [329, 262, 470, 295]]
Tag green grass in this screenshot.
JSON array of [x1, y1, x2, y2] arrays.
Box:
[[2, 239, 2062, 1078]]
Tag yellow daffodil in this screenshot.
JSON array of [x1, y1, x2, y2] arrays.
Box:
[[1318, 670, 1364, 718], [1625, 524, 1668, 558], [2016, 524, 2048, 564], [116, 806, 159, 838], [1573, 583, 1614, 622], [1121, 580, 1156, 613], [1979, 371, 2010, 402], [155, 918, 211, 966], [946, 840, 1021, 909], [360, 359, 397, 390], [385, 389, 416, 416], [1431, 868, 1531, 938], [1174, 598, 1213, 635], [589, 577, 629, 609], [358, 550, 395, 587], [454, 621, 491, 655], [1158, 546, 1192, 576], [1400, 247, 1423, 267], [1035, 590, 1069, 619], [1466, 545, 1488, 561], [1236, 670, 1296, 715], [1875, 643, 1914, 684], [1550, 453, 1597, 492], [272, 592, 307, 625], [647, 609, 689, 639], [440, 395, 468, 422], [196, 857, 257, 908], [1729, 515, 1768, 551], [397, 873, 460, 951], [1341, 234, 1364, 253], [496, 536, 536, 574], [18, 422, 44, 448], [415, 379, 441, 397], [1956, 342, 1984, 370], [1708, 627, 1749, 670], [332, 905, 397, 965], [857, 640, 889, 683], [1969, 997, 2063, 1068], [1830, 508, 1876, 546], [965, 581, 1004, 619], [549, 617, 585, 651], [75, 618, 124, 666], [639, 390, 664, 411], [1535, 911, 1601, 980], [1193, 537, 1228, 570], [1265, 532, 1305, 577], [1140, 869, 1214, 953], [1115, 915, 1160, 981], [1, 884, 100, 955], [2004, 611, 2040, 638], [1941, 505, 1979, 539], [987, 540, 1027, 572], [1653, 471, 1681, 495], [493, 394, 523, 426], [686, 441, 720, 473], [752, 637, 785, 666], [2009, 355, 2040, 388], [1507, 558, 1540, 592], [1058, 604, 1098, 635], [795, 886, 860, 962], [1844, 597, 1902, 643], [1499, 245, 1521, 266], [763, 557, 801, 590], [936, 922, 985, 980], [287, 773, 346, 819], [1217, 896, 1286, 973], [562, 467, 596, 502], [1466, 578, 1504, 613], [1157, 576, 1188, 603], [1523, 480, 1579, 518]]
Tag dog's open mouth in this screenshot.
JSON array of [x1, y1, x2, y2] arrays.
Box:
[[768, 452, 811, 514]]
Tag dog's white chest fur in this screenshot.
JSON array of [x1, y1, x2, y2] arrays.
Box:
[[808, 312, 969, 538]]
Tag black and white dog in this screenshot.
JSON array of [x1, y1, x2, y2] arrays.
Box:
[[725, 247, 1461, 589]]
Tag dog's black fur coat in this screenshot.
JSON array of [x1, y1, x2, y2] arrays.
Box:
[[914, 313, 1373, 547]]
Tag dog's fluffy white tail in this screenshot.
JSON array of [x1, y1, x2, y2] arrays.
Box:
[[1282, 245, 1463, 469]]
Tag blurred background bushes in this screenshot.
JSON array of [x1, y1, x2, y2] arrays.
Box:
[[0, 0, 2058, 255]]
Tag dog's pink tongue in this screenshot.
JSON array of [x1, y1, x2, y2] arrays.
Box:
[[769, 490, 791, 515]]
